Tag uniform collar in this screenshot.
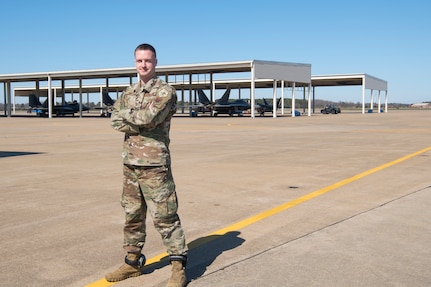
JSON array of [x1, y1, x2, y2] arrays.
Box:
[[137, 76, 158, 93]]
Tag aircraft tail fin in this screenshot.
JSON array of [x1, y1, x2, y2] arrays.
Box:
[[197, 89, 211, 105], [276, 97, 282, 108], [29, 94, 42, 107], [217, 88, 231, 104], [102, 92, 115, 106]]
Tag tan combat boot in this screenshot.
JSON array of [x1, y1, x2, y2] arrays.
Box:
[[166, 260, 186, 287], [105, 253, 145, 282]]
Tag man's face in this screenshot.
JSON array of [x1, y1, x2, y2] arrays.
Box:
[[135, 49, 157, 83]]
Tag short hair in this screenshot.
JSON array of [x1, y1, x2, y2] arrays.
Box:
[[134, 43, 157, 58]]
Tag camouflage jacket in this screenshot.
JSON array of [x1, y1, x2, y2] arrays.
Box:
[[111, 77, 177, 166]]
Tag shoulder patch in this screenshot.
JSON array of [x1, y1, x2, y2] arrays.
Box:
[[157, 85, 174, 98]]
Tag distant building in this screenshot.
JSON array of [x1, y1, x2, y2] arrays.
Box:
[[410, 102, 431, 108]]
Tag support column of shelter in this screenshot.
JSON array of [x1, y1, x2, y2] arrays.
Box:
[[99, 86, 103, 115], [12, 85, 15, 115], [308, 83, 311, 116], [385, 90, 388, 113], [2, 83, 4, 116], [272, 80, 277, 118], [210, 73, 213, 105], [188, 74, 192, 116], [281, 81, 285, 115], [303, 87, 306, 114], [86, 91, 89, 113], [211, 82, 215, 103], [35, 80, 40, 113], [362, 79, 366, 114], [378, 90, 381, 113], [79, 78, 83, 118], [61, 80, 66, 105], [181, 88, 185, 114], [250, 63, 256, 118], [45, 78, 53, 118], [2, 83, 5, 116], [4, 81, 12, 117], [211, 81, 216, 117], [291, 82, 296, 117], [312, 86, 315, 114], [8, 81, 12, 117], [179, 75, 184, 113], [103, 78, 110, 115], [54, 89, 57, 113]]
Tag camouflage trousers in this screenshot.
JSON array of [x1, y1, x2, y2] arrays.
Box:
[[121, 164, 187, 256]]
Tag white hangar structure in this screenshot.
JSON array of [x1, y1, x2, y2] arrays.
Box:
[[0, 60, 388, 118]]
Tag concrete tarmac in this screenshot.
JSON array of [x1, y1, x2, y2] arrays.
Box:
[[1, 110, 430, 287]]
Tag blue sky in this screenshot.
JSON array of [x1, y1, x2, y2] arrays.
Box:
[[1, 0, 430, 104]]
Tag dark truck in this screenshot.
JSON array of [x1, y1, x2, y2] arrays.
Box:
[[321, 104, 341, 114]]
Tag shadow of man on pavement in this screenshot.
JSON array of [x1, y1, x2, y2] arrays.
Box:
[[186, 231, 245, 282], [140, 231, 245, 285]]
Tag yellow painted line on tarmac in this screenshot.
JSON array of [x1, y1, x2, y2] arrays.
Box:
[[85, 146, 431, 287]]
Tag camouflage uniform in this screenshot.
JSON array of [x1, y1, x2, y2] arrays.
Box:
[[111, 76, 187, 257]]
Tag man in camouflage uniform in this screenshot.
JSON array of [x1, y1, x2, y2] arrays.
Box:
[[105, 43, 187, 287]]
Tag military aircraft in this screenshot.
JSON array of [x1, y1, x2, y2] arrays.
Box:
[[94, 92, 116, 117], [256, 98, 281, 116], [195, 89, 250, 116], [29, 94, 89, 117], [188, 89, 214, 116]]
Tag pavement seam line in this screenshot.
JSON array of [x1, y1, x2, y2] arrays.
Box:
[[196, 185, 431, 280]]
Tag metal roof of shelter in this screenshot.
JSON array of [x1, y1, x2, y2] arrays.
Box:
[[311, 73, 387, 90], [0, 60, 311, 83], [1, 60, 387, 118], [1, 60, 312, 118]]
